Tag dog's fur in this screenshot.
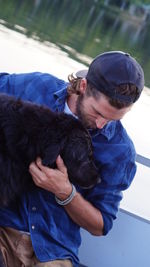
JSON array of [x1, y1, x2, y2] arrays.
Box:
[[0, 251, 5, 267], [0, 250, 5, 267], [0, 94, 98, 206]]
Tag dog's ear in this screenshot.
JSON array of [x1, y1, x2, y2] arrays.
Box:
[[42, 143, 61, 167]]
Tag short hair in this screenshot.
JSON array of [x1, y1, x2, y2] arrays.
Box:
[[67, 73, 140, 109]]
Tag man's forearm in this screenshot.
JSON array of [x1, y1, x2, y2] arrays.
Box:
[[64, 191, 104, 236], [30, 158, 104, 236]]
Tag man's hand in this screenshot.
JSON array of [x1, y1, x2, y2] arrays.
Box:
[[29, 155, 72, 200], [29, 156, 103, 236]]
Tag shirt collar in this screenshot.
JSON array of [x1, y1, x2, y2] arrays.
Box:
[[53, 86, 68, 112], [64, 101, 78, 119], [89, 121, 117, 140], [101, 121, 117, 140]]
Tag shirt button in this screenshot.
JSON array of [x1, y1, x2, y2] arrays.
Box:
[[32, 206, 36, 211], [32, 225, 35, 230]]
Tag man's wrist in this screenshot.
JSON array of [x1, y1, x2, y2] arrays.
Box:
[[55, 184, 76, 206], [55, 182, 72, 201]]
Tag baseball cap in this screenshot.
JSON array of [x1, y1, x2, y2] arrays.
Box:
[[76, 51, 144, 103]]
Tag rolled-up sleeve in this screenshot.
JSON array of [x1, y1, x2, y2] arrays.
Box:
[[85, 124, 137, 235]]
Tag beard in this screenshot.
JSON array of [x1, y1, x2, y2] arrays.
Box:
[[76, 95, 96, 129]]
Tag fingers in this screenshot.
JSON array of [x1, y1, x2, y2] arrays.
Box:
[[56, 155, 67, 174], [35, 158, 53, 176], [29, 157, 69, 194], [29, 161, 41, 176], [32, 156, 67, 175], [29, 158, 57, 185], [29, 160, 48, 186]]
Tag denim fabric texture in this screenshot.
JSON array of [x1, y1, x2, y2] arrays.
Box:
[[0, 72, 137, 266]]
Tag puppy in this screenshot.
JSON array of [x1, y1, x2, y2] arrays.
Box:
[[0, 94, 99, 206]]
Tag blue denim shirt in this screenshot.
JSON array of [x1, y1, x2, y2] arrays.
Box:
[[0, 72, 137, 266]]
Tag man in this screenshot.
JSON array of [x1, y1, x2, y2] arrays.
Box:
[[0, 51, 144, 267]]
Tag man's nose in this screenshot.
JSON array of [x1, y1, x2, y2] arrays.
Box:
[[96, 117, 108, 129]]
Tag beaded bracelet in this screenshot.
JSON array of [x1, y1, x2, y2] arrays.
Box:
[[55, 184, 76, 206]]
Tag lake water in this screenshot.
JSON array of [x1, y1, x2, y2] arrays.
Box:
[[0, 0, 150, 87]]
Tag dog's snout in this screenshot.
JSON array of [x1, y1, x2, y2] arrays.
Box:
[[74, 160, 99, 189]]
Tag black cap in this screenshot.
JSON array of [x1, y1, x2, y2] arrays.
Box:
[[76, 51, 144, 103]]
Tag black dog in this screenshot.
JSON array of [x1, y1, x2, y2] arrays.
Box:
[[0, 94, 98, 206]]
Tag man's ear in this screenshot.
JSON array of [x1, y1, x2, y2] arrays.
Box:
[[79, 78, 87, 95]]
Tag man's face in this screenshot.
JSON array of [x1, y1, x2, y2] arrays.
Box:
[[76, 89, 131, 129]]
